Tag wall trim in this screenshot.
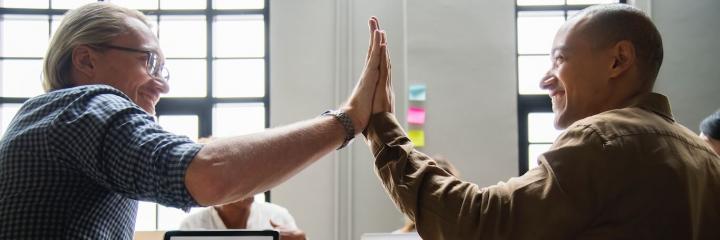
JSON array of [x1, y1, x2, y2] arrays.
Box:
[[333, 0, 354, 239]]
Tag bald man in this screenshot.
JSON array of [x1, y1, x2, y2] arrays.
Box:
[[363, 4, 720, 239]]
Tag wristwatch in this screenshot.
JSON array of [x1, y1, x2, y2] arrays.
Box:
[[321, 109, 355, 150]]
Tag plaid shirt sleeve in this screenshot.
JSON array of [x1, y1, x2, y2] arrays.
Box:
[[49, 89, 201, 210]]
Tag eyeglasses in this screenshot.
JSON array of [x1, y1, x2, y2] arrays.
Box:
[[93, 44, 170, 82]]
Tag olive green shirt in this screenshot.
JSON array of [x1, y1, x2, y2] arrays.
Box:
[[365, 93, 720, 240]]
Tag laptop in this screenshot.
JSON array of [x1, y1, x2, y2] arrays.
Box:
[[361, 232, 422, 240], [164, 230, 279, 240]]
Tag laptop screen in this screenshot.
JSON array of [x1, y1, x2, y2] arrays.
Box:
[[164, 230, 278, 240]]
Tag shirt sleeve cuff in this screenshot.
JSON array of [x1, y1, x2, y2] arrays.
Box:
[[168, 142, 204, 212], [364, 112, 413, 157]]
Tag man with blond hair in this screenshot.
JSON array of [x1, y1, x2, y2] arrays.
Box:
[[0, 2, 389, 239]]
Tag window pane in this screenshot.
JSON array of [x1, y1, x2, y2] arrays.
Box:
[[160, 0, 206, 9], [107, 0, 159, 10], [158, 115, 199, 140], [528, 112, 562, 143], [51, 0, 96, 9], [159, 15, 206, 58], [157, 205, 196, 230], [1, 15, 49, 57], [529, 144, 553, 170], [1, 59, 45, 98], [516, 0, 564, 6], [213, 59, 264, 98], [213, 15, 265, 58], [567, 10, 582, 20], [1, 104, 22, 137], [213, 0, 264, 9], [212, 103, 265, 137], [0, 0, 48, 8], [517, 11, 564, 55], [254, 193, 266, 202], [567, 0, 619, 5], [518, 55, 551, 95], [50, 15, 64, 39], [134, 201, 157, 231], [164, 59, 207, 98]]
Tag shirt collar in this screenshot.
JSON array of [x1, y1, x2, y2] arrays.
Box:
[[627, 92, 675, 122]]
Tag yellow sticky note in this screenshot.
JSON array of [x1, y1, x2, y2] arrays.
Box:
[[408, 130, 425, 147]]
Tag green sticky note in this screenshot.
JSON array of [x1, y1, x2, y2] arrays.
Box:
[[408, 129, 425, 147]]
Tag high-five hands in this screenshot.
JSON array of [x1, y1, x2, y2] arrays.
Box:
[[341, 17, 389, 134], [370, 17, 394, 115]]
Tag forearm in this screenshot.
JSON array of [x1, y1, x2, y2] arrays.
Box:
[[365, 113, 584, 239], [365, 113, 499, 239], [365, 113, 459, 232], [186, 116, 345, 206]]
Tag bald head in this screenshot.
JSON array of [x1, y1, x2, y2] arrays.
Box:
[[572, 4, 663, 91]]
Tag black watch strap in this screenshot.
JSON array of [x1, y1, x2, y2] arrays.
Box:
[[321, 109, 355, 150]]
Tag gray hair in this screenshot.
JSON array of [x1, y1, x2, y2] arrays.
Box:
[[573, 4, 664, 90], [42, 2, 152, 92]]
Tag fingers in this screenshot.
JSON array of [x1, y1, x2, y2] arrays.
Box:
[[380, 27, 387, 46], [369, 29, 394, 115], [380, 31, 389, 81], [366, 30, 383, 69], [366, 17, 381, 63], [383, 32, 393, 111], [379, 33, 388, 86], [369, 17, 379, 41], [381, 30, 395, 113]]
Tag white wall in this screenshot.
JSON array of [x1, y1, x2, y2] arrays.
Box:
[[404, 0, 518, 187], [652, 0, 720, 131], [270, 1, 720, 240], [269, 1, 408, 240], [268, 1, 338, 240]]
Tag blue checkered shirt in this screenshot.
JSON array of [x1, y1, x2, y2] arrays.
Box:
[[0, 85, 202, 239]]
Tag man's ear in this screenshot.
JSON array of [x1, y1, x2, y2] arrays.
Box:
[[609, 40, 636, 79], [71, 45, 97, 81]]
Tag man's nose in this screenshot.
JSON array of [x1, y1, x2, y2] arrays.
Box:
[[152, 77, 170, 94], [539, 70, 555, 90]]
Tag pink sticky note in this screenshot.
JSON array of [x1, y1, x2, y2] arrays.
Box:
[[408, 106, 426, 125]]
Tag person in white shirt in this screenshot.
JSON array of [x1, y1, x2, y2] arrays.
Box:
[[180, 196, 305, 240]]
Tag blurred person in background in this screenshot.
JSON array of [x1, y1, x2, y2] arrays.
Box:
[[700, 110, 720, 155]]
